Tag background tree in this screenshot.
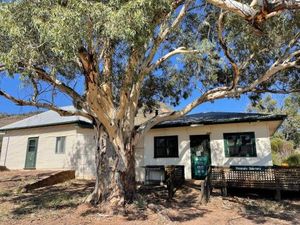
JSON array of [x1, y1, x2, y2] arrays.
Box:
[[248, 93, 300, 148], [248, 93, 300, 164], [282, 94, 300, 146], [0, 0, 299, 206]]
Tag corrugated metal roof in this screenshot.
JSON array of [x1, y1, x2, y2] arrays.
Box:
[[0, 107, 286, 131], [154, 112, 286, 128]]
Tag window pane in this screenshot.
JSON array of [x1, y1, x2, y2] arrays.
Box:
[[241, 134, 251, 145], [227, 136, 237, 146], [229, 145, 240, 157], [167, 137, 178, 157], [154, 136, 178, 158], [28, 139, 37, 152], [56, 137, 66, 154], [28, 139, 36, 147], [224, 132, 256, 157]]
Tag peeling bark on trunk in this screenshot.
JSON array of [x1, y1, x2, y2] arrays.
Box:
[[120, 149, 136, 203], [85, 123, 106, 204], [86, 126, 136, 206]]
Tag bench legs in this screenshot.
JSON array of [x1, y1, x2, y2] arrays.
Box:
[[275, 189, 281, 201], [221, 187, 228, 197]]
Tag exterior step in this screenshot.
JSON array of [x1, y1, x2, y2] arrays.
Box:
[[23, 170, 75, 192]]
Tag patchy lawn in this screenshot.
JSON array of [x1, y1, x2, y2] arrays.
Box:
[[0, 170, 299, 225]]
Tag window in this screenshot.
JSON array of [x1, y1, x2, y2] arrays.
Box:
[[154, 136, 178, 158], [55, 136, 66, 154], [28, 138, 38, 152], [224, 132, 256, 157]]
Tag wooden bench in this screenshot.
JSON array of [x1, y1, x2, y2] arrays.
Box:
[[210, 166, 300, 200]]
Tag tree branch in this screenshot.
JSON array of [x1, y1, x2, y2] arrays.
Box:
[[78, 47, 115, 121], [32, 66, 88, 108], [208, 0, 300, 28], [125, 1, 194, 124], [253, 87, 300, 94], [247, 56, 299, 91], [0, 64, 5, 72], [0, 63, 86, 110], [116, 48, 142, 121], [0, 89, 92, 119], [141, 0, 194, 73], [29, 75, 39, 103], [148, 47, 200, 72], [217, 11, 240, 89], [102, 40, 114, 101], [282, 31, 300, 60], [135, 43, 300, 143]]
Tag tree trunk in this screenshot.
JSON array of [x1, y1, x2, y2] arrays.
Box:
[[86, 125, 136, 207], [120, 149, 136, 203]]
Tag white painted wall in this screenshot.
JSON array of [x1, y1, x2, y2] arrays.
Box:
[[0, 124, 76, 169], [0, 120, 274, 181], [135, 138, 145, 182], [73, 127, 96, 179], [0, 124, 97, 179], [137, 121, 273, 182]]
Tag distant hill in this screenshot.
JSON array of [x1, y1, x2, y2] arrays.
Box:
[[0, 112, 41, 128]]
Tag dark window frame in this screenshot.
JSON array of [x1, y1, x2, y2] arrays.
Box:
[[223, 132, 257, 157], [154, 136, 179, 158]]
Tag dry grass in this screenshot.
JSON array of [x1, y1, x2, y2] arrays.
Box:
[[0, 170, 299, 225]]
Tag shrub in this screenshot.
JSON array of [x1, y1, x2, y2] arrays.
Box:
[[283, 153, 300, 166], [272, 152, 281, 166], [271, 138, 295, 165], [271, 138, 284, 153]]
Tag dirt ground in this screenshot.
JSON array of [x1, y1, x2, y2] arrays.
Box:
[[0, 170, 299, 225]]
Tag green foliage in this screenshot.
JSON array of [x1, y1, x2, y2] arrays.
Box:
[[270, 137, 294, 165], [272, 151, 281, 166], [281, 94, 300, 148], [0, 1, 299, 114], [248, 95, 279, 114], [283, 153, 300, 166], [271, 138, 284, 153], [249, 93, 300, 149]]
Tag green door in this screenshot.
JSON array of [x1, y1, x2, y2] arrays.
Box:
[[190, 135, 211, 179], [25, 137, 38, 169]]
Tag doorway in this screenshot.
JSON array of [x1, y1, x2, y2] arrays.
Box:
[[190, 135, 211, 179], [25, 137, 39, 169]]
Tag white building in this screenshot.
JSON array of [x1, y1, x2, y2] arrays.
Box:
[[0, 107, 285, 181]]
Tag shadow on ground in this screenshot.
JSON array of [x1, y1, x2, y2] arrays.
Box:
[[222, 188, 300, 224], [81, 184, 211, 223], [1, 171, 299, 224], [0, 177, 94, 217]]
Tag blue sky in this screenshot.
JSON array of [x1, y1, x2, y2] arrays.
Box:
[[0, 76, 287, 115]]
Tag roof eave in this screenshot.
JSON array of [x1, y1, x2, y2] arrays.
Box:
[[153, 115, 287, 129], [0, 120, 93, 132]]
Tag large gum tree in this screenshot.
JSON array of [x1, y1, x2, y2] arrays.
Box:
[[0, 0, 299, 206]]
